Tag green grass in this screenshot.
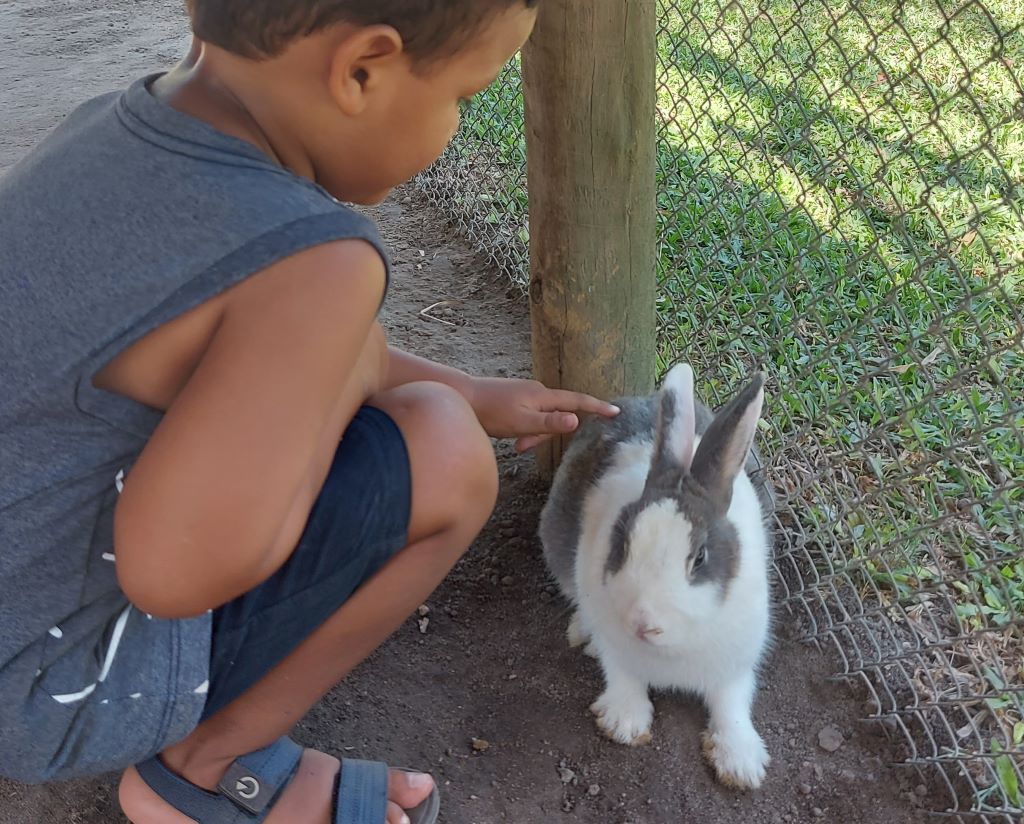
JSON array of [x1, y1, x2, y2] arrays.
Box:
[[441, 2, 1024, 810]]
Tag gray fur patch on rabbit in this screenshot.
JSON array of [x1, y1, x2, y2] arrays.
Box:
[[538, 396, 656, 601]]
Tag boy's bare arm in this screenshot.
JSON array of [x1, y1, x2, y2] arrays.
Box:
[[383, 346, 619, 453], [381, 347, 474, 395], [114, 240, 387, 619]]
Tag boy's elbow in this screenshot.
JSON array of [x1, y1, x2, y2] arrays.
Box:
[[112, 492, 279, 619], [117, 557, 219, 620], [114, 530, 266, 620]]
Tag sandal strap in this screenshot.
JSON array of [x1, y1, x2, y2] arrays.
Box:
[[136, 754, 231, 822], [335, 758, 390, 824], [135, 736, 303, 823]]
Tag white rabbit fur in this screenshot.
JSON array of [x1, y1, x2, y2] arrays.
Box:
[[539, 363, 773, 789]]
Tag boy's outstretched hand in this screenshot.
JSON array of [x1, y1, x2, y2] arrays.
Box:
[[467, 377, 620, 453]]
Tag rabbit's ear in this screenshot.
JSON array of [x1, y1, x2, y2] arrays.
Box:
[[647, 363, 696, 488], [690, 373, 765, 512]]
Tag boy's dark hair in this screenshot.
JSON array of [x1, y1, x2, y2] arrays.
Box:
[[186, 0, 539, 63]]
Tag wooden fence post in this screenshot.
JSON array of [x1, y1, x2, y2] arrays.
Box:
[[522, 0, 657, 480]]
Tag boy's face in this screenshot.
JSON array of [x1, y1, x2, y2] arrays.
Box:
[[319, 4, 538, 204]]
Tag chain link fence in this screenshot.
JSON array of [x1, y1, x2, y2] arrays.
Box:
[[418, 1, 1024, 820], [416, 60, 530, 287]]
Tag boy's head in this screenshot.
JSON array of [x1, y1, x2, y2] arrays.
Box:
[[182, 0, 539, 204], [186, 1, 538, 66]]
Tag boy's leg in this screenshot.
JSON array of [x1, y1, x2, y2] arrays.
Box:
[[119, 382, 499, 824]]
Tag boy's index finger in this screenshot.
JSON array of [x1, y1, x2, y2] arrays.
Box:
[[546, 389, 620, 417]]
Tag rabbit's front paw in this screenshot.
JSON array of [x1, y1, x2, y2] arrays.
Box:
[[590, 690, 653, 746], [567, 613, 600, 658], [701, 727, 770, 789], [567, 612, 589, 648]]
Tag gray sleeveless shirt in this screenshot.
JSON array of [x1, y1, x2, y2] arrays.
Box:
[[0, 74, 389, 781]]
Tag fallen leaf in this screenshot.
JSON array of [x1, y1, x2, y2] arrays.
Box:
[[957, 229, 977, 251]]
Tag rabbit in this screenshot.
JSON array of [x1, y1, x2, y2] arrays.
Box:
[[538, 362, 774, 790]]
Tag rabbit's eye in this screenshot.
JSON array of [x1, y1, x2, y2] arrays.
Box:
[[692, 544, 707, 571]]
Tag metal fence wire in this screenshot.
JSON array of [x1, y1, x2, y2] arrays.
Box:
[[417, 1, 1024, 820], [416, 59, 530, 287]]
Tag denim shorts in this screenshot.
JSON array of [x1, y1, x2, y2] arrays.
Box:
[[200, 406, 412, 720]]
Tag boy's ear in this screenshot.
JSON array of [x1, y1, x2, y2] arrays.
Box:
[[327, 25, 405, 116]]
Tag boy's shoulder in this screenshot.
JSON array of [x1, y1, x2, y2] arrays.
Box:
[[5, 75, 322, 212], [1, 73, 380, 255], [0, 74, 390, 389]]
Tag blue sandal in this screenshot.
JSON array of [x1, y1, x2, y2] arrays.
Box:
[[135, 736, 441, 823]]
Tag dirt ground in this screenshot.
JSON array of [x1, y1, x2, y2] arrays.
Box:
[[1, 2, 933, 822]]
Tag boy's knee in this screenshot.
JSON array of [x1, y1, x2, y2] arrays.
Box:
[[373, 381, 498, 519]]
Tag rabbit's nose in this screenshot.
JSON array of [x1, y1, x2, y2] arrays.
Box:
[[634, 623, 664, 641]]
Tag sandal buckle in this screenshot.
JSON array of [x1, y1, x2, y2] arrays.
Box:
[[218, 762, 271, 815]]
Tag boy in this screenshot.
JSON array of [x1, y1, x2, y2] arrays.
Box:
[[0, 2, 619, 822]]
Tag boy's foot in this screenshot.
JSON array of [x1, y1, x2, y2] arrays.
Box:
[[119, 748, 434, 824]]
